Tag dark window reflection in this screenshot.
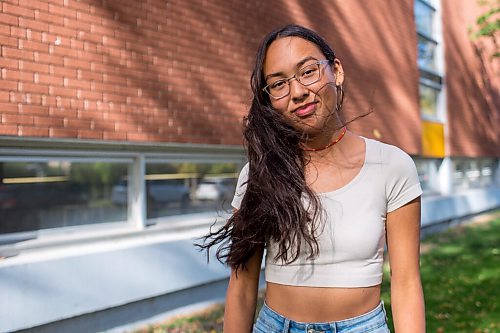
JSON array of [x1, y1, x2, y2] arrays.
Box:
[[417, 35, 437, 72], [0, 161, 128, 234], [0, 161, 243, 234], [145, 163, 239, 219], [419, 84, 439, 117]]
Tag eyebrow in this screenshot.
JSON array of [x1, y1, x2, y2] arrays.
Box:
[[264, 56, 318, 81]]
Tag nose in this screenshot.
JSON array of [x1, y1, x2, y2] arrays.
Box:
[[289, 77, 309, 102]]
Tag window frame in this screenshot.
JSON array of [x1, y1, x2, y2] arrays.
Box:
[[0, 137, 245, 249], [415, 0, 445, 124], [452, 157, 499, 190]]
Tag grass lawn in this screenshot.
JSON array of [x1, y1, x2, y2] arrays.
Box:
[[137, 213, 500, 333], [383, 214, 500, 333]]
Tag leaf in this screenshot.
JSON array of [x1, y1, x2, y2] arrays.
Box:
[[476, 8, 500, 25]]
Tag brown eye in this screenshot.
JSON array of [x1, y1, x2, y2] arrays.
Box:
[[300, 66, 318, 78], [270, 80, 287, 90]]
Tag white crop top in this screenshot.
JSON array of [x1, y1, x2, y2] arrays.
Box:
[[231, 137, 423, 288]]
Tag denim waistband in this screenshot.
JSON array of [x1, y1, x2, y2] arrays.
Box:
[[257, 300, 387, 332]]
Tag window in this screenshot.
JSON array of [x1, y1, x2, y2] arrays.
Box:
[[415, 1, 438, 73], [414, 0, 434, 37], [142, 162, 239, 219], [0, 143, 245, 241], [0, 160, 129, 234], [414, 0, 444, 123], [452, 158, 498, 190], [476, 159, 497, 187], [414, 158, 440, 194], [419, 84, 440, 118]]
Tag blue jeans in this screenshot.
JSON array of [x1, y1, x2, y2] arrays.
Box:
[[253, 301, 390, 333]]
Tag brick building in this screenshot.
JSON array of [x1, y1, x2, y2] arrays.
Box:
[[0, 1, 499, 332]]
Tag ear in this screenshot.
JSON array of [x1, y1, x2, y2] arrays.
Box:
[[332, 59, 344, 86]]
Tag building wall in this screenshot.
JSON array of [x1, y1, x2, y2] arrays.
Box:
[[0, 0, 421, 151], [442, 0, 500, 157], [1, 1, 499, 332]]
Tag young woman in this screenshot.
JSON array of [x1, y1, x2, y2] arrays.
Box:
[[201, 24, 425, 333]]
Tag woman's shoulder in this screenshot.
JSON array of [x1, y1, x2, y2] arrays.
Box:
[[239, 162, 250, 176], [364, 137, 413, 161], [231, 162, 250, 210], [236, 162, 250, 186], [362, 137, 417, 179], [369, 139, 417, 182]]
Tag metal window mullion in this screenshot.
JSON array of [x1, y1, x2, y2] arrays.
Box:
[[419, 77, 442, 90], [417, 0, 437, 11], [0, 148, 138, 159], [417, 32, 438, 45], [146, 154, 246, 164], [128, 154, 146, 230], [0, 156, 133, 163]]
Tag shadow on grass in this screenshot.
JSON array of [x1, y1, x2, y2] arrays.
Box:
[[138, 214, 500, 333]]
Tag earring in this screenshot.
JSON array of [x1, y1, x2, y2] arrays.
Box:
[[335, 85, 344, 112], [336, 73, 344, 86]]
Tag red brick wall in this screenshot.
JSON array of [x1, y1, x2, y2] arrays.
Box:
[[0, 0, 420, 151], [443, 0, 500, 157]]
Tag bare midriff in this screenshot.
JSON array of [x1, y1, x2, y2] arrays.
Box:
[[265, 282, 381, 322]]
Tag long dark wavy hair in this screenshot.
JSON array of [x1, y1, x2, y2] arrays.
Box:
[[197, 24, 344, 273]]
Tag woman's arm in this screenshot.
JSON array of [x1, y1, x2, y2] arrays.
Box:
[[223, 245, 264, 333], [386, 196, 425, 332]]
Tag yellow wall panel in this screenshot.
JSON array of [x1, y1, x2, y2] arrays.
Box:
[[422, 121, 445, 157]]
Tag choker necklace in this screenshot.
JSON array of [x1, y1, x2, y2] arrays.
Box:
[[301, 126, 347, 152]]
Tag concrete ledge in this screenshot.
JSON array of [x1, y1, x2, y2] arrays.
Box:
[[421, 187, 500, 226], [0, 234, 229, 333], [14, 277, 230, 333]]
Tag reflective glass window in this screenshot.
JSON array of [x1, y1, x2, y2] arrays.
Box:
[[479, 159, 496, 186], [414, 158, 440, 194], [452, 159, 496, 190], [415, 0, 434, 37], [143, 162, 240, 219], [453, 160, 466, 189], [417, 35, 438, 72], [415, 160, 430, 192], [419, 84, 439, 118], [415, 0, 442, 121], [466, 161, 482, 188], [0, 161, 128, 234]]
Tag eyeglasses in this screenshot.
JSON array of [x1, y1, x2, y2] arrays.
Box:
[[262, 59, 331, 99]]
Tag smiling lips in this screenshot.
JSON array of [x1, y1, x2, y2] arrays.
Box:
[[293, 102, 317, 117]]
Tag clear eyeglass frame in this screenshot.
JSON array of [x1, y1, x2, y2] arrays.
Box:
[[262, 59, 332, 99]]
